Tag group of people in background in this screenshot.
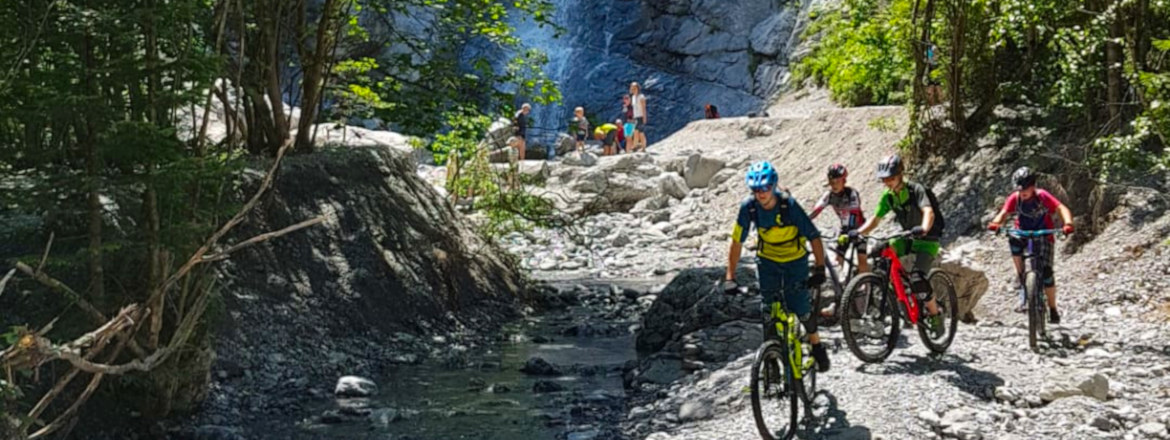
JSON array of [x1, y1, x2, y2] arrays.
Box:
[[566, 82, 649, 157]]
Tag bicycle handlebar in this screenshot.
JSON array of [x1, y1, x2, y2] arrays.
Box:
[[996, 227, 1066, 239], [860, 230, 917, 242]]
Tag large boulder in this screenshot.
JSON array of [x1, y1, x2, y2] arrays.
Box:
[[635, 267, 759, 356], [938, 241, 991, 322], [335, 376, 378, 397], [485, 117, 514, 149], [563, 151, 598, 167], [597, 153, 662, 178], [569, 169, 608, 194], [555, 133, 576, 156], [683, 154, 726, 189], [656, 173, 689, 199]]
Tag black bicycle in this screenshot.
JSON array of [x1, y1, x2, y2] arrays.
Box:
[[811, 235, 863, 327], [997, 227, 1063, 352]]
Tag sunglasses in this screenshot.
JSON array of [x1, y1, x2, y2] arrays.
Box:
[[751, 185, 773, 194]]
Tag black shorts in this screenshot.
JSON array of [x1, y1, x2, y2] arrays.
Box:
[[1009, 237, 1055, 287], [575, 133, 586, 142], [602, 130, 616, 146], [514, 130, 526, 140], [634, 117, 645, 130]]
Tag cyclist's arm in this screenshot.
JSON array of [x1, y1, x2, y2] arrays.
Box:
[[810, 238, 826, 267], [1057, 203, 1074, 228], [921, 206, 935, 232], [861, 192, 891, 235], [858, 216, 881, 235], [727, 204, 752, 281], [990, 208, 1009, 226], [726, 241, 743, 281], [809, 194, 829, 220]]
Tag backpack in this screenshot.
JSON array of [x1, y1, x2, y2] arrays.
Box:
[[891, 182, 946, 233]]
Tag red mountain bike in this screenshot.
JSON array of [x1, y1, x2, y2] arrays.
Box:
[[840, 230, 958, 363]]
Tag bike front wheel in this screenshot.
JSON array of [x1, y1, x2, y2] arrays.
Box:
[[919, 269, 959, 354], [751, 341, 798, 440], [841, 272, 900, 363]]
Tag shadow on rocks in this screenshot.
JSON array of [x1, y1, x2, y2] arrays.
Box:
[[796, 390, 873, 440], [875, 353, 1005, 401]]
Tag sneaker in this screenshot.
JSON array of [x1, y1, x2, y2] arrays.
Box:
[[925, 314, 944, 336], [1049, 308, 1061, 324], [811, 343, 830, 372]]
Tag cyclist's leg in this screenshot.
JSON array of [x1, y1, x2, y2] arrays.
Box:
[[908, 240, 941, 315], [855, 239, 870, 274], [779, 257, 830, 371], [1040, 239, 1057, 308], [1009, 237, 1027, 311], [758, 259, 783, 342], [777, 258, 817, 342]]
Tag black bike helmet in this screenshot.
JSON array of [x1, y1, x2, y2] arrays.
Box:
[[827, 163, 848, 179], [876, 154, 904, 179], [1013, 166, 1037, 190]]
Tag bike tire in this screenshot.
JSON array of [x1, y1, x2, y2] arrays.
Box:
[[841, 273, 900, 364], [919, 270, 959, 355], [799, 338, 817, 406], [1026, 271, 1042, 353], [751, 341, 798, 440]]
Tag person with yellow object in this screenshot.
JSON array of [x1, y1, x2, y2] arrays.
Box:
[[593, 122, 620, 156], [722, 161, 832, 372]]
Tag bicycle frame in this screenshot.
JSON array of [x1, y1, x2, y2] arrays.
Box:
[[1006, 228, 1060, 277], [769, 302, 808, 381], [878, 245, 921, 324]]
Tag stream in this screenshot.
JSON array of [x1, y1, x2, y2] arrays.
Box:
[[286, 280, 657, 440]]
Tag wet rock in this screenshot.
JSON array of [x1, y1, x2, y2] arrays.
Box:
[[520, 357, 562, 376], [533, 380, 566, 393], [188, 425, 246, 440], [334, 376, 378, 397], [488, 384, 512, 394]]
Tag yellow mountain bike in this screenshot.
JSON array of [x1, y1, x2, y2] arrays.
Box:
[[749, 301, 819, 440]]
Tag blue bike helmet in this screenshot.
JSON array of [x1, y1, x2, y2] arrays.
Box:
[[745, 161, 778, 191]]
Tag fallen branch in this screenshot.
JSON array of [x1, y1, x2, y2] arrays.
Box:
[[201, 215, 327, 263], [14, 262, 109, 328], [36, 232, 54, 273], [158, 138, 292, 293], [0, 268, 14, 299]]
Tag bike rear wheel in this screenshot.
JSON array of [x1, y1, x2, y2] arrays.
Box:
[[841, 273, 900, 363], [1026, 271, 1044, 353], [751, 341, 798, 440], [918, 270, 959, 355]]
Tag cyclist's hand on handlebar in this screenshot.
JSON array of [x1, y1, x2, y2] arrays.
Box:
[[987, 222, 1000, 233], [1062, 224, 1074, 235], [910, 226, 926, 237], [807, 267, 826, 288], [846, 229, 861, 241], [720, 279, 739, 295]]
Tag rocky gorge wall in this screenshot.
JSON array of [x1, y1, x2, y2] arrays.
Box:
[[499, 0, 835, 146]]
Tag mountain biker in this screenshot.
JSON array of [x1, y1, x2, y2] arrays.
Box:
[[723, 161, 832, 372], [810, 163, 870, 275], [986, 167, 1074, 323], [850, 154, 946, 332]]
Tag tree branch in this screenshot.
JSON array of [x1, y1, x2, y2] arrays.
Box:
[[201, 216, 327, 263], [0, 268, 14, 299]]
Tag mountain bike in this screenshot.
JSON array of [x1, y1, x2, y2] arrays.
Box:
[[839, 231, 958, 363], [996, 227, 1062, 352], [814, 234, 862, 327], [749, 283, 821, 440]]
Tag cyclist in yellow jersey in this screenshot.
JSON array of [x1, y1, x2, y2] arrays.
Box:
[[723, 161, 831, 372]]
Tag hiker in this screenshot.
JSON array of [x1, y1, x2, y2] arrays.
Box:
[[705, 104, 720, 119], [615, 119, 627, 155], [511, 103, 531, 161], [571, 106, 588, 154], [629, 82, 648, 152]]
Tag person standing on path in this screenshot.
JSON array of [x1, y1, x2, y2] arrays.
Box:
[[571, 106, 588, 154], [511, 103, 531, 161], [629, 82, 648, 152]]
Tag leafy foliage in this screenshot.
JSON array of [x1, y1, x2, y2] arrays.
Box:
[[795, 0, 915, 106]]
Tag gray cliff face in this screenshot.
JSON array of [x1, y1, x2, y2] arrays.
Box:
[[504, 0, 826, 146]]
